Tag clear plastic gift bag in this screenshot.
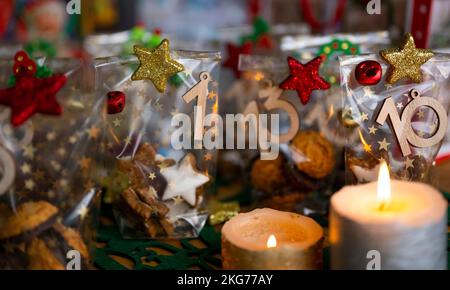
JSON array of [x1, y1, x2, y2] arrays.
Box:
[[340, 50, 450, 184], [0, 51, 102, 269], [236, 54, 337, 213], [95, 45, 221, 239]]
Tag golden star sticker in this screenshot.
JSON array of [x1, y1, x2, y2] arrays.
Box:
[[87, 126, 100, 139], [21, 163, 32, 175], [57, 147, 66, 157], [78, 157, 92, 171], [25, 179, 35, 190], [112, 118, 122, 127], [369, 125, 378, 135], [405, 157, 415, 169], [360, 112, 369, 122], [416, 109, 425, 119], [172, 196, 185, 205], [397, 102, 404, 110], [148, 172, 156, 180], [380, 33, 434, 84], [377, 138, 391, 151], [46, 131, 56, 141], [124, 136, 132, 145], [131, 39, 184, 93], [23, 145, 36, 159], [77, 206, 89, 220]]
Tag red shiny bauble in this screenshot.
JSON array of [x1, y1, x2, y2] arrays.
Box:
[[355, 60, 382, 86], [107, 91, 126, 114]]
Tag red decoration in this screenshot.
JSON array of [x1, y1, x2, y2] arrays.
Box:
[[299, 0, 347, 32], [257, 34, 273, 50], [0, 51, 66, 127], [279, 56, 330, 105], [0, 0, 14, 37], [410, 0, 433, 48], [13, 51, 37, 77], [223, 42, 252, 78], [107, 91, 126, 114], [355, 60, 382, 86]]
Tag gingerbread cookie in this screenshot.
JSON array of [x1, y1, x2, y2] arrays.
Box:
[[250, 154, 286, 194], [290, 131, 335, 179], [0, 201, 59, 242]]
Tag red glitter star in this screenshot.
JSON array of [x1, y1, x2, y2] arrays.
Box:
[[0, 74, 67, 127], [279, 56, 330, 105], [0, 51, 66, 127], [223, 42, 252, 78]]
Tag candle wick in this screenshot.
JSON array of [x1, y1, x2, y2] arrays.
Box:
[[378, 201, 388, 211]]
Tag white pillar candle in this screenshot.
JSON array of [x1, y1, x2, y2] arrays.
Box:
[[222, 208, 323, 270], [330, 162, 447, 270]]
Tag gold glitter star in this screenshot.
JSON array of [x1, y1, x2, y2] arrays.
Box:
[[369, 125, 378, 135], [377, 138, 391, 151], [380, 33, 434, 84], [405, 157, 415, 169], [23, 145, 36, 159], [87, 126, 100, 139], [131, 39, 184, 93]]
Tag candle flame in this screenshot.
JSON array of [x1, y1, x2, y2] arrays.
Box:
[[377, 160, 391, 211], [267, 235, 277, 248]]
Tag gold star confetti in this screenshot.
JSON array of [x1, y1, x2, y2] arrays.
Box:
[[112, 118, 122, 127], [46, 131, 56, 141], [405, 157, 415, 169], [78, 157, 92, 170], [77, 206, 89, 220], [88, 126, 100, 139], [378, 138, 391, 151], [380, 33, 434, 84], [25, 179, 35, 190], [369, 125, 378, 135], [23, 145, 36, 159], [131, 39, 184, 93], [148, 172, 156, 180], [21, 163, 32, 174]]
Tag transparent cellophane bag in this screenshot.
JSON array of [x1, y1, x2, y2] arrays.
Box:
[[340, 53, 450, 184], [279, 32, 391, 150], [0, 56, 102, 269], [237, 55, 337, 213], [96, 51, 220, 239]]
